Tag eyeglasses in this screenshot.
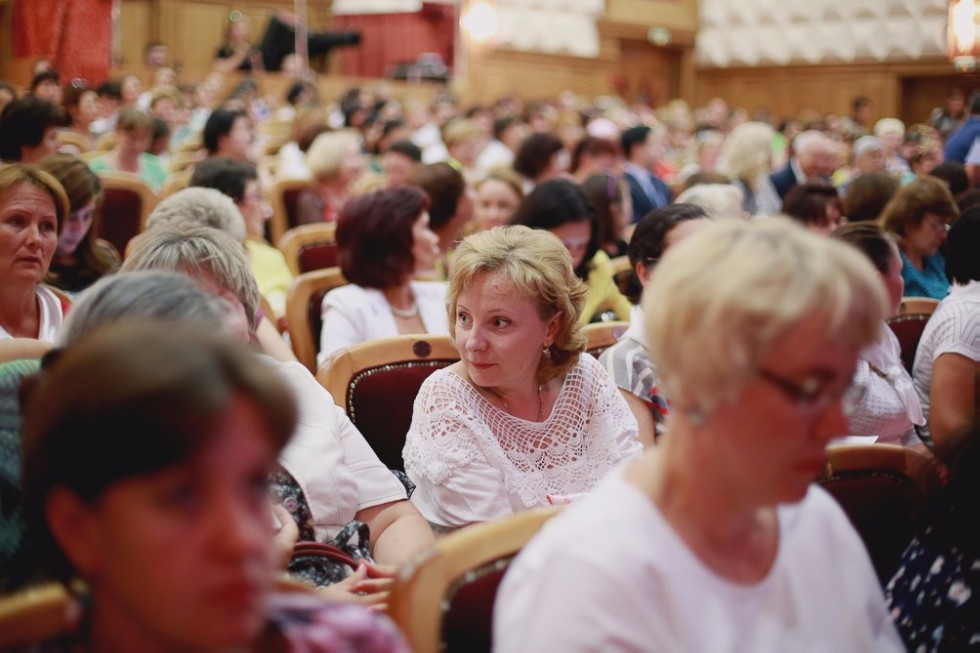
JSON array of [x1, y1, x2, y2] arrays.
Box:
[[758, 368, 865, 417], [925, 217, 950, 233]]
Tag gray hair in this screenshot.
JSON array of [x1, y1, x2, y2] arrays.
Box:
[[146, 186, 247, 243], [793, 130, 832, 157], [59, 271, 227, 346], [122, 222, 260, 332], [643, 218, 886, 419]]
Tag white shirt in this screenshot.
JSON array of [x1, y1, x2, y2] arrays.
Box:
[[848, 324, 923, 446], [404, 355, 642, 529], [0, 286, 64, 344], [317, 281, 449, 366], [494, 471, 904, 652], [267, 357, 407, 542], [912, 281, 980, 441]]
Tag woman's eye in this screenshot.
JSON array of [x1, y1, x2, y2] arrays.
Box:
[[493, 318, 509, 328], [457, 312, 470, 324]]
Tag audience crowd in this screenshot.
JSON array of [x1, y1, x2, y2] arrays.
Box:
[[0, 34, 978, 651]]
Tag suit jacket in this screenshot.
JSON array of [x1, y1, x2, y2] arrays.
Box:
[[769, 164, 799, 200], [625, 169, 672, 224]]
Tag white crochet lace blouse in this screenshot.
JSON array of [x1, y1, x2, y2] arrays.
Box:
[[403, 354, 642, 529]]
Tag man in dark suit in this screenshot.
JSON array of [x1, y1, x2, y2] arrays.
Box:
[[769, 130, 839, 200], [621, 126, 672, 223]]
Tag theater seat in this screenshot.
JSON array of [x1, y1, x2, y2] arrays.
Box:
[[284, 267, 348, 371], [817, 443, 940, 584], [388, 507, 562, 653], [269, 178, 312, 245], [96, 172, 158, 255], [886, 296, 939, 374], [278, 222, 339, 275], [317, 334, 459, 471], [582, 320, 628, 358]]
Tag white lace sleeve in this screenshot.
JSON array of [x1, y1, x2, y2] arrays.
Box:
[[578, 355, 643, 462], [403, 370, 515, 526]]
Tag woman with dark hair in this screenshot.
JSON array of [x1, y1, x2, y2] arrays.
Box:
[[512, 131, 568, 189], [781, 181, 844, 235], [833, 222, 925, 445], [886, 422, 980, 650], [880, 176, 959, 300], [598, 204, 712, 445], [0, 96, 62, 163], [20, 321, 407, 651], [570, 136, 618, 183], [203, 107, 254, 162], [510, 178, 630, 323], [410, 162, 471, 267], [843, 171, 900, 223], [912, 207, 980, 451], [581, 172, 632, 258], [37, 154, 119, 294], [88, 107, 168, 192], [318, 185, 447, 365], [62, 82, 99, 152]]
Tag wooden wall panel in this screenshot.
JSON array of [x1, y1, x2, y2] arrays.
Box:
[[694, 61, 977, 126], [118, 0, 152, 70], [462, 48, 616, 105], [605, 0, 697, 31]]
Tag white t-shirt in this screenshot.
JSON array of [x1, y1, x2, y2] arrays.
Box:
[[318, 281, 449, 366], [912, 281, 980, 442], [404, 355, 642, 529], [494, 471, 903, 653], [267, 357, 407, 542], [0, 286, 64, 343]]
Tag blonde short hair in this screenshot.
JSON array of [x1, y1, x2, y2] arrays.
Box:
[[449, 225, 587, 382], [721, 121, 774, 185], [643, 219, 886, 417], [873, 118, 905, 139], [305, 129, 360, 182]]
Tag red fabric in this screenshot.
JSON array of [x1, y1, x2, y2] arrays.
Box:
[[332, 6, 455, 78], [13, 0, 112, 84]]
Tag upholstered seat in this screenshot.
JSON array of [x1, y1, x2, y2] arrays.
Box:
[[886, 296, 939, 374], [269, 178, 313, 245], [317, 335, 459, 471], [278, 222, 339, 275], [96, 172, 157, 255], [388, 506, 562, 653], [284, 267, 348, 371], [817, 442, 940, 584]]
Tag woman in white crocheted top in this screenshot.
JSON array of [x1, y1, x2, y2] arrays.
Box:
[[403, 225, 642, 531], [833, 222, 924, 446]]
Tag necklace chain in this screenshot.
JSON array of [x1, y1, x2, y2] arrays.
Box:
[[487, 383, 544, 421], [389, 300, 419, 319]]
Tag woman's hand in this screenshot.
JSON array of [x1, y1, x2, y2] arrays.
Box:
[[315, 563, 394, 610], [271, 504, 299, 570]]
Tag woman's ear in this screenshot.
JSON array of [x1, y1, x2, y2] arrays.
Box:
[[46, 488, 104, 578], [635, 261, 652, 287], [545, 311, 562, 347]]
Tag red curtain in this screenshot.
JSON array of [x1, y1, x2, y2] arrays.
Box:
[[13, 0, 113, 83], [332, 4, 456, 78]]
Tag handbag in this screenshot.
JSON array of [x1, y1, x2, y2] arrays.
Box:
[[287, 520, 372, 589]]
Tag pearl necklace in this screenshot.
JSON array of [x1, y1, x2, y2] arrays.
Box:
[[487, 383, 544, 421], [389, 300, 419, 319]]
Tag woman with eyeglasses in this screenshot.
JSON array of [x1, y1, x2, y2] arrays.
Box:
[[37, 154, 120, 294], [880, 176, 959, 300], [495, 219, 903, 651]]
